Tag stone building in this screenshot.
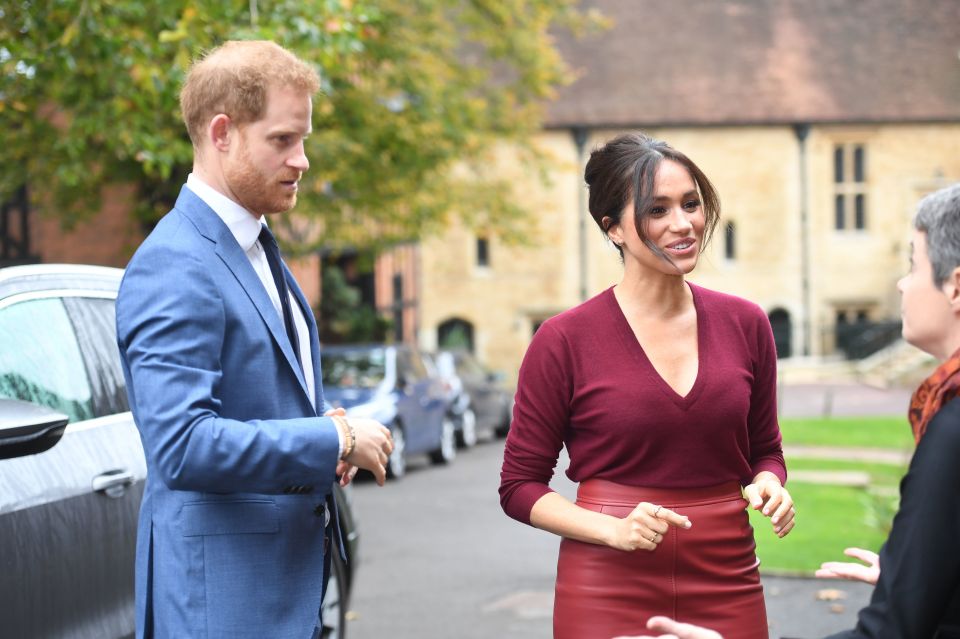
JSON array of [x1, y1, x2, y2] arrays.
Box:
[[417, 0, 960, 381]]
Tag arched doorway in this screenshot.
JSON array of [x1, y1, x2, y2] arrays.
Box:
[[768, 308, 792, 359], [438, 318, 475, 352]]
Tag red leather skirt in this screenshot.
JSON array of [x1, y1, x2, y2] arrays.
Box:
[[554, 479, 767, 639]]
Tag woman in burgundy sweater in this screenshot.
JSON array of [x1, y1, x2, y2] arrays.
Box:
[[499, 133, 795, 639]]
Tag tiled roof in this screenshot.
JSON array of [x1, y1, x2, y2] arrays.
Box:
[[546, 0, 960, 127]]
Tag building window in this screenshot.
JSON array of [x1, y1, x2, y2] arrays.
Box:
[[833, 144, 868, 231], [768, 308, 792, 359], [476, 236, 489, 268], [724, 222, 736, 260], [438, 318, 475, 352]]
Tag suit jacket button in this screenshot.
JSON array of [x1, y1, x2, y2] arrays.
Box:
[[283, 486, 293, 494], [314, 504, 325, 518]]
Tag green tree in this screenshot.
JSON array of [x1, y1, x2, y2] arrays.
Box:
[[1, 0, 601, 250], [318, 262, 391, 343]]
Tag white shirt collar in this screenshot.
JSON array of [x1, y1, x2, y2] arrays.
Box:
[[186, 173, 265, 252]]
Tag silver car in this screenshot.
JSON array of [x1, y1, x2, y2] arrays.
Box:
[[0, 264, 357, 638]]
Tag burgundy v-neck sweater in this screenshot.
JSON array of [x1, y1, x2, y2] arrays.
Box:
[[499, 284, 787, 525]]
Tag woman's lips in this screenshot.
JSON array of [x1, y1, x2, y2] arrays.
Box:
[[665, 238, 696, 255]]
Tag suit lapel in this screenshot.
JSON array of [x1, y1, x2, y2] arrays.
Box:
[[174, 187, 311, 401]]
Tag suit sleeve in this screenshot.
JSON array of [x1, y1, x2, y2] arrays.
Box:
[[827, 399, 960, 638], [116, 237, 339, 495]]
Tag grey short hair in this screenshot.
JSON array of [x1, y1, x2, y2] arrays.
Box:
[[914, 183, 960, 286]]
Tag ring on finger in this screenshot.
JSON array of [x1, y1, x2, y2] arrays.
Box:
[[653, 505, 663, 518]]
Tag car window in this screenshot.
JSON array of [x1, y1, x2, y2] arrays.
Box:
[[409, 351, 429, 380], [63, 296, 130, 418], [0, 298, 95, 423], [454, 352, 486, 378], [321, 349, 386, 389], [394, 349, 412, 381]]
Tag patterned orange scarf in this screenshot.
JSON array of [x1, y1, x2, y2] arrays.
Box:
[[908, 346, 960, 444]]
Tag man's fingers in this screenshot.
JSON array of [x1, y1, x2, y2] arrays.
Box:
[[371, 463, 386, 486]]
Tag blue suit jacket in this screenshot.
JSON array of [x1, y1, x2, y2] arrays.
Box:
[[116, 186, 341, 639]]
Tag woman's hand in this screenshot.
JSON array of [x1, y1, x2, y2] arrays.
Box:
[[612, 615, 723, 639], [743, 471, 795, 537], [815, 547, 880, 585], [608, 502, 692, 552]]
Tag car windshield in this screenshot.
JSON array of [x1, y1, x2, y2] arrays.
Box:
[[454, 352, 487, 378], [321, 349, 386, 389]]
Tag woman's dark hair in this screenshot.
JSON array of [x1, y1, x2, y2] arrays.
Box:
[[584, 132, 720, 265]]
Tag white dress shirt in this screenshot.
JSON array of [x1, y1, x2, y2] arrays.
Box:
[[185, 174, 319, 410]]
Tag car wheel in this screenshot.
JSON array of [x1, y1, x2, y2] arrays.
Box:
[[455, 407, 478, 448], [321, 548, 349, 638], [430, 416, 457, 464], [386, 424, 406, 480]]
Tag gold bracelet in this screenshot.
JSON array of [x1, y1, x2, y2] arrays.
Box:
[[332, 415, 354, 460]]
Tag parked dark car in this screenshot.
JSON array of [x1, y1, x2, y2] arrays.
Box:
[[433, 349, 513, 440], [320, 343, 455, 478], [0, 264, 358, 639]]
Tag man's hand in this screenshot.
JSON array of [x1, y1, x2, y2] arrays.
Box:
[[344, 417, 394, 486], [743, 471, 795, 537], [324, 408, 359, 486], [607, 502, 691, 552], [612, 615, 723, 639], [815, 547, 880, 585]]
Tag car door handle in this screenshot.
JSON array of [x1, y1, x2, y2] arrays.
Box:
[[93, 469, 135, 498]]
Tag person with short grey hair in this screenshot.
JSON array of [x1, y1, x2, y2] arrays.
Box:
[[915, 183, 960, 285]]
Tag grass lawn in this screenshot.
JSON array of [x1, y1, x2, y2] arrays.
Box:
[[751, 482, 893, 574], [750, 416, 914, 574], [779, 416, 914, 449]]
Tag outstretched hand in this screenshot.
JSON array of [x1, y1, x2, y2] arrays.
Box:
[[612, 615, 723, 639], [743, 471, 795, 537], [815, 547, 880, 585], [608, 502, 692, 552]]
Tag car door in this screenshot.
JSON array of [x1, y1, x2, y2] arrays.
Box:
[[409, 349, 446, 451], [455, 352, 501, 430], [0, 291, 145, 638], [393, 348, 427, 453]]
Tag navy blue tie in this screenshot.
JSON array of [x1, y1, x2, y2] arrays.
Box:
[[259, 225, 303, 371]]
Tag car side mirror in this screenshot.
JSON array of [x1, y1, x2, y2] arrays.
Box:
[[0, 399, 70, 460]]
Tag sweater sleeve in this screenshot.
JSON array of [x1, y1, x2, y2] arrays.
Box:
[[746, 306, 787, 484], [825, 399, 960, 638], [499, 321, 573, 525]]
